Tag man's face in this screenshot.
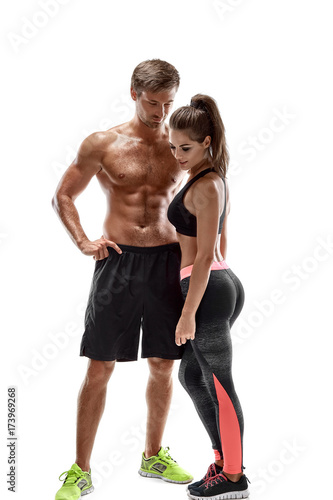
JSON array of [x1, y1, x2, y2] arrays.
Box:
[[132, 88, 177, 129]]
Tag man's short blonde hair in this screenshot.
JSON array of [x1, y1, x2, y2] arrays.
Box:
[[131, 59, 180, 96]]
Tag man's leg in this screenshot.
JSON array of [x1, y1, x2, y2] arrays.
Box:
[[138, 244, 192, 483], [76, 359, 115, 471], [144, 357, 174, 458], [139, 356, 193, 484]]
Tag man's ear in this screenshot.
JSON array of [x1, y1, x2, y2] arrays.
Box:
[[130, 87, 137, 101]]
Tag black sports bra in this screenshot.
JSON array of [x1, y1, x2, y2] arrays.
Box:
[[167, 167, 226, 237]]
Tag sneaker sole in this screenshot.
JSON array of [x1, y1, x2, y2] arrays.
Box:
[[138, 469, 192, 484], [187, 488, 249, 499], [81, 486, 94, 496]]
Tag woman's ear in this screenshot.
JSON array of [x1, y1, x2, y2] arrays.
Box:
[[203, 136, 211, 148]]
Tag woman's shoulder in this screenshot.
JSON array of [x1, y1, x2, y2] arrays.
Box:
[[191, 169, 225, 194], [191, 170, 229, 211], [189, 173, 221, 209]]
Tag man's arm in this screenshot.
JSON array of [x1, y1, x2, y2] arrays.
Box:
[[52, 131, 122, 260]]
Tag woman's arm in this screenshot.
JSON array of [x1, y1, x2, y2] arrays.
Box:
[[219, 177, 230, 259], [175, 176, 223, 346]]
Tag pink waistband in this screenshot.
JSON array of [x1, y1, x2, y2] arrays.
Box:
[[180, 260, 229, 280]]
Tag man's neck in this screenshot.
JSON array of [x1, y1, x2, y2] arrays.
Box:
[[129, 114, 167, 143]]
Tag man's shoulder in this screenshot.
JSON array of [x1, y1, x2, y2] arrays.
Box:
[[78, 129, 120, 158], [105, 122, 140, 145], [86, 129, 118, 147]]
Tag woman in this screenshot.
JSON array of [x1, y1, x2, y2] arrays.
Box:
[[167, 94, 250, 499]]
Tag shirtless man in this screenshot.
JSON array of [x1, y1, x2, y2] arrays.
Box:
[[52, 59, 193, 500]]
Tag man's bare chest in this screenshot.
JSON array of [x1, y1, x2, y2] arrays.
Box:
[[99, 142, 182, 189]]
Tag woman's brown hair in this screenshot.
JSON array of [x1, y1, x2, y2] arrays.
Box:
[[169, 94, 229, 178]]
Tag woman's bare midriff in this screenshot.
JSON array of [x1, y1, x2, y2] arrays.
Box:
[[177, 232, 224, 271]]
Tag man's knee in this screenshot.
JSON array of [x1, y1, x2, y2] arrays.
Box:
[[85, 359, 115, 385], [147, 357, 174, 380]]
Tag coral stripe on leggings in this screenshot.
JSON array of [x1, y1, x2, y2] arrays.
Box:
[[178, 261, 245, 474]]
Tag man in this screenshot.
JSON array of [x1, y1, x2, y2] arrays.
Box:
[[52, 59, 193, 500]]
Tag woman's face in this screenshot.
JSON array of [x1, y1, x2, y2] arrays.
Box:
[[169, 129, 211, 171]]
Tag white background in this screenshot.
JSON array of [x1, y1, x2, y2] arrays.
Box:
[[1, 0, 333, 498]]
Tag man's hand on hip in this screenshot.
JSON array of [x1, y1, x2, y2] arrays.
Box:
[[79, 235, 123, 260]]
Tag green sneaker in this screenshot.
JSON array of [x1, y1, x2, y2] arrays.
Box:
[[55, 463, 94, 499], [138, 446, 193, 484]]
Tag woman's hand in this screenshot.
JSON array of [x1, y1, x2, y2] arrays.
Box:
[[175, 312, 196, 346]]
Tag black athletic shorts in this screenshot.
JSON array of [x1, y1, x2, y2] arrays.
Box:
[[80, 242, 185, 361]]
